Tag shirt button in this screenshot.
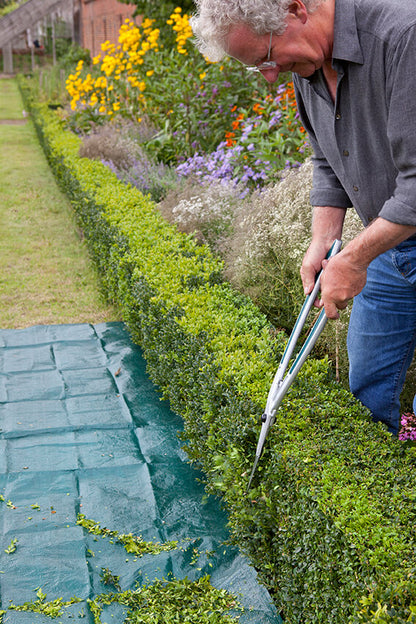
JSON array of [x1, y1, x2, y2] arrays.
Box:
[[335, 111, 341, 119], [343, 149, 349, 156], [353, 185, 359, 192]]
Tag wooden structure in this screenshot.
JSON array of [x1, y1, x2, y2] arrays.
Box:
[[0, 0, 137, 73], [0, 0, 70, 72]]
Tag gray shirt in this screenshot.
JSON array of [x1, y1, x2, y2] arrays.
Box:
[[293, 0, 416, 227]]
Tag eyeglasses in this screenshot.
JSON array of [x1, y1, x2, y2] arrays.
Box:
[[246, 32, 277, 72]]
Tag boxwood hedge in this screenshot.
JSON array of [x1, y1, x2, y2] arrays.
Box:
[[19, 76, 416, 623]]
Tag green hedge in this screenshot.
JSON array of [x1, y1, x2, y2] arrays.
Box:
[[19, 77, 416, 624]]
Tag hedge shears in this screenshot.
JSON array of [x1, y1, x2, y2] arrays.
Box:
[[247, 239, 342, 491]]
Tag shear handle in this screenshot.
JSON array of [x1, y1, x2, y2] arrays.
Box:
[[247, 239, 342, 491], [247, 306, 329, 491], [266, 239, 342, 411]]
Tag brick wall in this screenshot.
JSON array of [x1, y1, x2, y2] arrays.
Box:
[[79, 0, 138, 57]]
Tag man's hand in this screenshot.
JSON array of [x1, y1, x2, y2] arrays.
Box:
[[300, 239, 332, 298], [301, 215, 416, 320], [300, 205, 346, 309], [319, 253, 367, 318], [300, 241, 366, 319]]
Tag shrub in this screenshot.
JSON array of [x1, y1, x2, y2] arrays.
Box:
[[20, 78, 416, 624], [158, 178, 242, 249], [78, 120, 179, 202], [79, 122, 141, 168]]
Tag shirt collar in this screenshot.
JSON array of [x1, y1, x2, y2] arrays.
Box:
[[332, 0, 363, 65]]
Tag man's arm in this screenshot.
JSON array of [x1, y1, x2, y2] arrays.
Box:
[[302, 207, 416, 319], [300, 204, 346, 295]]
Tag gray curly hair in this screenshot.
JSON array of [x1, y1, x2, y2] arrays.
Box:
[[191, 0, 323, 61]]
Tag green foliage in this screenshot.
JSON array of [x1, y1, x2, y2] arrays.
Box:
[[0, 0, 23, 17], [0, 520, 241, 623], [7, 587, 81, 618], [4, 537, 18, 554], [19, 76, 416, 623], [141, 53, 260, 164], [89, 575, 241, 624], [59, 43, 92, 69], [78, 514, 243, 623], [222, 83, 309, 180], [77, 514, 179, 556], [100, 567, 122, 592]]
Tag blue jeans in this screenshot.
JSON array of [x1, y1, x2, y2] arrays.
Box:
[[347, 239, 416, 435]]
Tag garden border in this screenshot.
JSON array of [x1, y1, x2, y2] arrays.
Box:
[[19, 77, 416, 623]]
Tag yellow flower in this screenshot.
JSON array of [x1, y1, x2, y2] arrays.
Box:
[[142, 17, 154, 29], [146, 70, 154, 77], [94, 76, 107, 89], [167, 9, 192, 55]]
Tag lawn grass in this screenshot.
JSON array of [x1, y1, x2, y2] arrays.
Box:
[[0, 77, 121, 328], [0, 75, 26, 119]]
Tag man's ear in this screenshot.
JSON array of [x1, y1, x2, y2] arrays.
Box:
[[288, 0, 308, 24]]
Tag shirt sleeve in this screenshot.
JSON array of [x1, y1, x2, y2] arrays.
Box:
[[378, 26, 416, 226], [293, 76, 352, 209]]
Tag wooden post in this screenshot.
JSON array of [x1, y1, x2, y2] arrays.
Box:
[[52, 15, 56, 65], [70, 0, 75, 44], [27, 28, 35, 71], [2, 42, 13, 74]]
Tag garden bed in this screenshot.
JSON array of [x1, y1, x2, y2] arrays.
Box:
[[19, 77, 416, 624]]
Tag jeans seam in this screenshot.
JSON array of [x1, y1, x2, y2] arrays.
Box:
[[392, 248, 415, 281]]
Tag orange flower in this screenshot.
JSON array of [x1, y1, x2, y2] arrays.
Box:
[[225, 131, 236, 147], [231, 113, 244, 130]]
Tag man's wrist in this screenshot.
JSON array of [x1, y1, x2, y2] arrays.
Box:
[[341, 217, 416, 269], [311, 205, 346, 246]]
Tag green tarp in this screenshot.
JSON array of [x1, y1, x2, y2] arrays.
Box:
[[0, 322, 280, 623]]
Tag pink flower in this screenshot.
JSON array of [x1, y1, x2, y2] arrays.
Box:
[[399, 412, 416, 441]]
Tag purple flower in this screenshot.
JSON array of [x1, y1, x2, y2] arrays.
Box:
[[399, 412, 416, 441]]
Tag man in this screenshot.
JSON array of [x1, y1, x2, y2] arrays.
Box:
[[191, 0, 416, 435]]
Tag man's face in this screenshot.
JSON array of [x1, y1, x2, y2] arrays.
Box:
[[226, 5, 329, 83]]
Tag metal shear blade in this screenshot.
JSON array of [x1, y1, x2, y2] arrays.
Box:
[[247, 239, 342, 491]]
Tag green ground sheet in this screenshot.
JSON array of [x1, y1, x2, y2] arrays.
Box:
[[0, 322, 280, 623]]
